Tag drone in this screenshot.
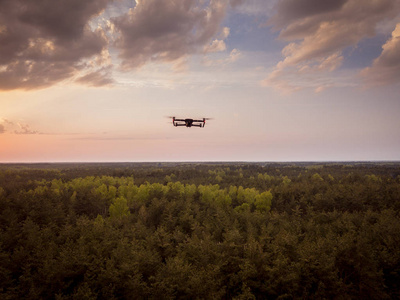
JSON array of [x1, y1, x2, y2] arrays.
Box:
[[169, 117, 212, 128]]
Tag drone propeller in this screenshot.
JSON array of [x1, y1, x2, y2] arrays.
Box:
[[165, 116, 176, 125]]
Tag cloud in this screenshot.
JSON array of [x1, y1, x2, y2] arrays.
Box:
[[1, 0, 235, 90], [202, 48, 241, 67], [0, 0, 114, 91], [264, 0, 400, 92], [75, 66, 115, 87], [203, 27, 230, 53], [269, 0, 347, 29], [203, 39, 226, 53], [231, 0, 274, 16], [262, 52, 346, 93], [361, 23, 400, 86], [0, 118, 42, 134], [0, 118, 13, 125], [229, 0, 244, 8], [14, 123, 39, 135], [112, 0, 230, 70], [0, 118, 13, 133]]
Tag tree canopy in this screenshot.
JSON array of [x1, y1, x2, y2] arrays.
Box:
[[1, 162, 400, 299]]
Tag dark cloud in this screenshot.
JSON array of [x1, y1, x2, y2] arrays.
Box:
[[0, 0, 114, 90], [0, 124, 5, 134], [1, 0, 232, 90], [113, 0, 229, 70], [270, 0, 347, 29], [0, 61, 77, 90], [17, 0, 112, 40]]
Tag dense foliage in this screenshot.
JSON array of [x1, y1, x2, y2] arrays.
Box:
[[1, 162, 400, 299]]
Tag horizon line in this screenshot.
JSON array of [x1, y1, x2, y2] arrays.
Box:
[[1, 160, 400, 164]]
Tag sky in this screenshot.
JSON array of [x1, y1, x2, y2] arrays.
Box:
[[1, 0, 400, 162]]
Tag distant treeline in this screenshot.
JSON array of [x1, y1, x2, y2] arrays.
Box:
[[1, 162, 400, 299]]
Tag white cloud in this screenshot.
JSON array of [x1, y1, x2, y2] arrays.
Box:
[[204, 39, 227, 53], [361, 23, 400, 86], [264, 0, 400, 92], [202, 49, 241, 67], [204, 27, 230, 53]]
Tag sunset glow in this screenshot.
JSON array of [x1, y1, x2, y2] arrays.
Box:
[[1, 0, 400, 162]]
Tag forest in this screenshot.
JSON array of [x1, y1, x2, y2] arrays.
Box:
[[1, 162, 400, 299]]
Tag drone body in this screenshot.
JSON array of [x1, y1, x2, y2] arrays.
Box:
[[170, 117, 211, 128]]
